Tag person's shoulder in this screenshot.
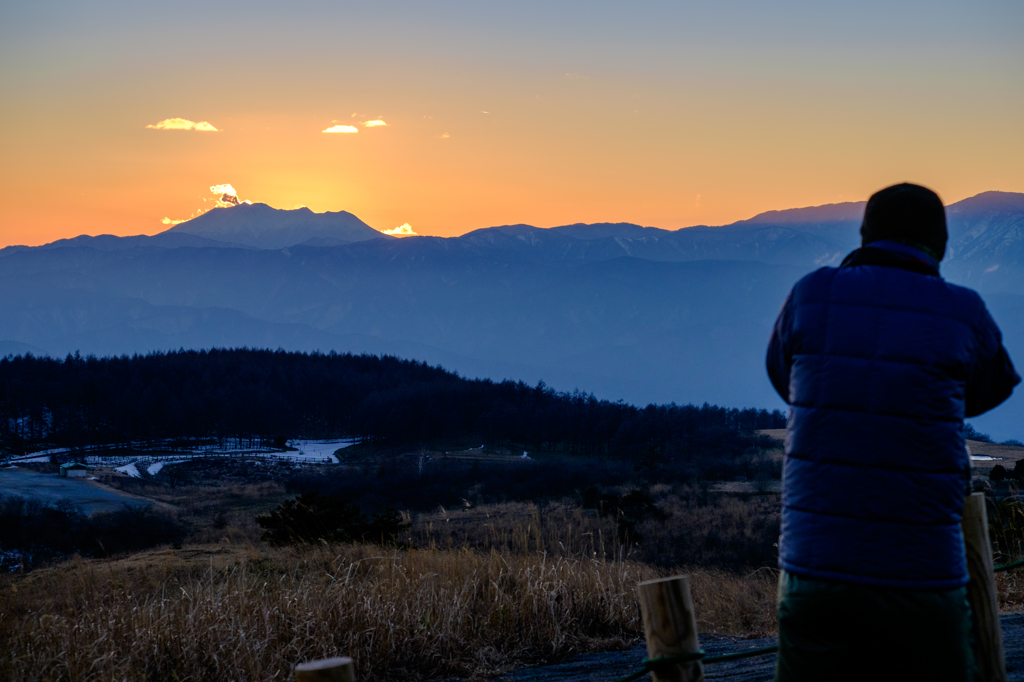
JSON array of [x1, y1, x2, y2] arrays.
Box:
[[938, 278, 984, 304], [936, 278, 990, 324], [790, 266, 838, 302]]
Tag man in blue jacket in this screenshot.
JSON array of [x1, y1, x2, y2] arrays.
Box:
[[766, 183, 1019, 682]]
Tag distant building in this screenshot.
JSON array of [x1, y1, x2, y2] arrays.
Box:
[[59, 462, 89, 478]]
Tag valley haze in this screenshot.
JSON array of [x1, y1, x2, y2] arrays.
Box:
[[3, 191, 1023, 440]]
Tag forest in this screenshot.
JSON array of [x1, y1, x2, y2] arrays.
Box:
[[0, 349, 784, 459]]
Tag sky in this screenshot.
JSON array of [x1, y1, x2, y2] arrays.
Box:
[[1, 0, 1022, 247]]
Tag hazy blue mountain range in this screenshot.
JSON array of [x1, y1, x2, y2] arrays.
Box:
[[2, 191, 1023, 439]]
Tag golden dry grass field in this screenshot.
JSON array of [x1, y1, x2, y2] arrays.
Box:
[[0, 540, 779, 681], [5, 458, 1024, 681]]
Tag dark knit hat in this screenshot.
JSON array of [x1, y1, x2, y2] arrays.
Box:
[[861, 183, 947, 261]]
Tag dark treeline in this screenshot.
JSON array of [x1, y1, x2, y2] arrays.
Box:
[[0, 349, 784, 459]]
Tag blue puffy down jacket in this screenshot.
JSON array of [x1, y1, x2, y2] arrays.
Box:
[[767, 241, 1019, 589]]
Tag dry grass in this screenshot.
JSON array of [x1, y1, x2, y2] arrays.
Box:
[[408, 501, 621, 557], [12, 485, 1023, 681], [0, 537, 778, 682], [405, 489, 781, 571]]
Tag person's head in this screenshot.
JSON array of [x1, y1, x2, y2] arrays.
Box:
[[861, 183, 947, 261]]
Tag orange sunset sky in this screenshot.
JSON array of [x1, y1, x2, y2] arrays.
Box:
[[1, 1, 1022, 247]]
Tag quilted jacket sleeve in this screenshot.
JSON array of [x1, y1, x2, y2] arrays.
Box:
[[965, 303, 1021, 418], [767, 288, 796, 404]]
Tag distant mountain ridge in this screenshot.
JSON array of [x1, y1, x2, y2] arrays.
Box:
[[735, 200, 867, 226], [163, 202, 389, 249], [2, 189, 1022, 440]]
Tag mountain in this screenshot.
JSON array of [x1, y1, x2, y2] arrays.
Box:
[[735, 201, 867, 226], [162, 202, 389, 249], [2, 191, 1022, 440], [943, 191, 1024, 293], [459, 220, 857, 267], [6, 232, 252, 253]]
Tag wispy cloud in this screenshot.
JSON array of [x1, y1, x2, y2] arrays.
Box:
[[146, 118, 219, 132], [323, 124, 359, 134], [363, 119, 387, 127], [438, 132, 450, 139], [382, 223, 417, 237], [161, 217, 187, 225]]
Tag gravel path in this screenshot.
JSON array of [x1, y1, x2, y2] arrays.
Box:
[[499, 614, 1024, 681]]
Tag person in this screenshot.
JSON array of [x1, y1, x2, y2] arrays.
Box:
[[766, 183, 1020, 682]]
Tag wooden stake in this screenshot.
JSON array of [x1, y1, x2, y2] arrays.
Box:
[[638, 575, 704, 682], [294, 657, 356, 682], [962, 492, 1007, 682]]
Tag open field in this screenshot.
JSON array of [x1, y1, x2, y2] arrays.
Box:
[[4, 520, 1024, 682], [0, 541, 778, 682], [967, 440, 1024, 470], [0, 469, 150, 514], [5, 431, 1024, 681], [0, 471, 786, 681]]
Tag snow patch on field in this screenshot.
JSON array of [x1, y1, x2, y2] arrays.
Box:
[[286, 439, 356, 463], [10, 438, 360, 470], [115, 463, 141, 478], [147, 459, 190, 476], [13, 454, 59, 463]]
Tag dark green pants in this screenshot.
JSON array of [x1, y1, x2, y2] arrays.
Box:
[[775, 570, 977, 682]]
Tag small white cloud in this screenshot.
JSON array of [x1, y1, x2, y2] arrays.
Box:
[[161, 217, 187, 225], [480, 111, 490, 114], [210, 183, 241, 207], [208, 184, 250, 207], [363, 119, 387, 127], [210, 183, 237, 196], [146, 118, 219, 132], [382, 223, 418, 237], [438, 132, 450, 139], [323, 124, 359, 133]]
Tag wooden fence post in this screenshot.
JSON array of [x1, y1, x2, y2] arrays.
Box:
[[294, 656, 355, 682], [962, 492, 1007, 682], [638, 575, 704, 682]]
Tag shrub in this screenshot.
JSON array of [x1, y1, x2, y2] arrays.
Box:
[[579, 487, 667, 541], [256, 492, 406, 546]]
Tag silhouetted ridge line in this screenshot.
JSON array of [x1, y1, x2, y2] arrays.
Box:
[[0, 349, 785, 457]]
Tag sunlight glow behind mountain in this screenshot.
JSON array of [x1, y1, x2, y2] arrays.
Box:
[[0, 1, 1021, 247]]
